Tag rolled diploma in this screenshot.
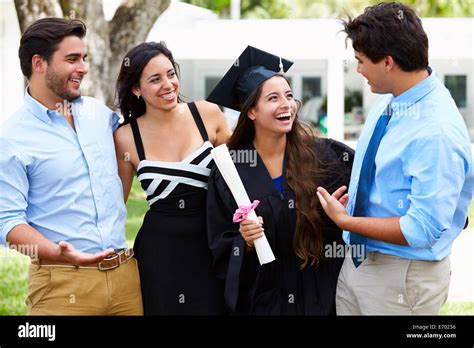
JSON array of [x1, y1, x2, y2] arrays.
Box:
[[211, 144, 275, 265]]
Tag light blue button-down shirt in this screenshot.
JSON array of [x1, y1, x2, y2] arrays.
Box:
[[344, 69, 473, 260], [0, 90, 127, 254]]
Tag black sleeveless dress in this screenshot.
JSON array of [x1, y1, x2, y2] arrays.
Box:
[[130, 102, 225, 315]]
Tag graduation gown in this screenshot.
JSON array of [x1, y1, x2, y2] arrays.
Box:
[[207, 138, 354, 315]]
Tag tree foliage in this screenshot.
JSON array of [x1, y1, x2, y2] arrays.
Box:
[[184, 0, 474, 18]]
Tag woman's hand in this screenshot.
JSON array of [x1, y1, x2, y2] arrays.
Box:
[[239, 216, 264, 249]]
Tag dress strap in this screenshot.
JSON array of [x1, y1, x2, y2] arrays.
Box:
[[187, 102, 209, 142], [130, 117, 146, 161]]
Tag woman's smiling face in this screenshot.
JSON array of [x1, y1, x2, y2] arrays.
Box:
[[248, 75, 297, 136], [134, 53, 179, 112]]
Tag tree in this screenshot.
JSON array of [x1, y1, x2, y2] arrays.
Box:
[[185, 0, 474, 18], [184, 0, 293, 18], [14, 0, 171, 108]]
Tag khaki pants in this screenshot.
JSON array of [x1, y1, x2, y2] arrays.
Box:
[[27, 258, 143, 315], [336, 252, 451, 315]]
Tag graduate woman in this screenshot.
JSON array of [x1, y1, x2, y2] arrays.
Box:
[[114, 41, 230, 315], [206, 46, 354, 315]]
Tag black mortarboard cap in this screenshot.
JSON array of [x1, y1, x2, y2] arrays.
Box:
[[206, 46, 293, 111]]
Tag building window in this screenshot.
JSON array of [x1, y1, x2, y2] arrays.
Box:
[[205, 77, 221, 100], [444, 75, 467, 108], [302, 77, 321, 103], [298, 77, 323, 131]]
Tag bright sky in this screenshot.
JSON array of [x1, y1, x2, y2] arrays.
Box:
[[102, 0, 121, 20]]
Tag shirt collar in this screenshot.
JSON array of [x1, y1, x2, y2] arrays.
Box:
[[391, 67, 438, 117], [24, 87, 53, 124], [24, 87, 83, 124]]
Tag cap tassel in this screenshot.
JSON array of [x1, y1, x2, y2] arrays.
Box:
[[279, 57, 284, 73]]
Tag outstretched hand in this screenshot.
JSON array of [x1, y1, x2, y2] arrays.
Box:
[[316, 186, 350, 228], [58, 241, 114, 266]]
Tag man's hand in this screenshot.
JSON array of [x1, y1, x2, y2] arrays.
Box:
[[316, 186, 407, 245], [58, 241, 114, 266], [316, 186, 350, 229]]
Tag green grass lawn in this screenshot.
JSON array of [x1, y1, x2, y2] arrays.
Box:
[[0, 184, 472, 315], [0, 252, 29, 315], [125, 179, 148, 246]]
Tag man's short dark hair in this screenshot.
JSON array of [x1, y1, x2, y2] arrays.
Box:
[[342, 2, 428, 72], [19, 17, 87, 78]]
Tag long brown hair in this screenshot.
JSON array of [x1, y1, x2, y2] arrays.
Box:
[[228, 75, 326, 268]]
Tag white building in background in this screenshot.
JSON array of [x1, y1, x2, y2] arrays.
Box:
[[1, 0, 473, 144], [0, 0, 24, 124]]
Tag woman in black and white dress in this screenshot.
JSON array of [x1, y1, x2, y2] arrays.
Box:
[[114, 42, 230, 315]]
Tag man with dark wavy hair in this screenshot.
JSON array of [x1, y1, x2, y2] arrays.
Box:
[[0, 18, 142, 315], [317, 2, 472, 315]]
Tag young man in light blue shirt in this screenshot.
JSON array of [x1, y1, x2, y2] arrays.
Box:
[[0, 18, 142, 315], [317, 2, 472, 314]]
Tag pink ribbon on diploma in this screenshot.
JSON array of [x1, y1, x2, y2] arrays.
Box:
[[232, 200, 260, 223]]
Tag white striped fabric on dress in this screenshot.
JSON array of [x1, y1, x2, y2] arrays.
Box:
[[136, 141, 214, 206]]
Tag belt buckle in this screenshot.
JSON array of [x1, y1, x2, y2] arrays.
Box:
[[98, 251, 122, 271]]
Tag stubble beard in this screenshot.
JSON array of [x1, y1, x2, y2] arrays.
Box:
[[45, 65, 80, 102]]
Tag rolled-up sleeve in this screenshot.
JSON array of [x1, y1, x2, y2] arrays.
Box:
[[0, 139, 29, 245], [399, 133, 468, 249], [111, 112, 122, 133]]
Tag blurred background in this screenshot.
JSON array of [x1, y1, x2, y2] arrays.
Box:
[[0, 0, 473, 315], [1, 0, 473, 143]]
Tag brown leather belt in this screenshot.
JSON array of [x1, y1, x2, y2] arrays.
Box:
[[32, 248, 134, 271]]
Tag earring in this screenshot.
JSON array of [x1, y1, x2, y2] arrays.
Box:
[[137, 95, 140, 100]]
